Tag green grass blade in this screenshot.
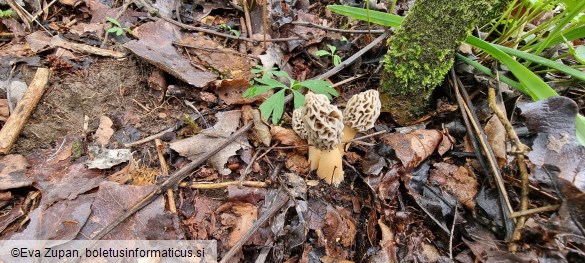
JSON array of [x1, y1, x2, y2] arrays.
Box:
[[327, 5, 403, 27], [467, 35, 558, 100], [528, 25, 585, 51], [493, 44, 585, 82], [455, 54, 527, 93], [531, 1, 585, 57], [577, 115, 585, 145]]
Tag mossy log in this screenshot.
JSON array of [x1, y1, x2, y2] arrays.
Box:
[[380, 0, 505, 125]]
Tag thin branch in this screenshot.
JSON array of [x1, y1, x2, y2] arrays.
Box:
[[158, 16, 301, 43], [291, 22, 386, 34]]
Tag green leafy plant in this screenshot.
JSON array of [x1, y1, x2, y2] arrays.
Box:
[[106, 17, 132, 36], [244, 66, 338, 124], [316, 44, 342, 66], [327, 5, 585, 145], [0, 9, 14, 18], [219, 23, 241, 37]]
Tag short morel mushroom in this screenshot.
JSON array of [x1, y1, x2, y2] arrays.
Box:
[[292, 108, 321, 171], [340, 90, 381, 151], [302, 92, 344, 186]]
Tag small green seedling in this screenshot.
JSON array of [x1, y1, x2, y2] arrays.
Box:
[[106, 17, 132, 36], [316, 44, 342, 66], [0, 9, 14, 18], [244, 66, 338, 124], [219, 23, 241, 37]]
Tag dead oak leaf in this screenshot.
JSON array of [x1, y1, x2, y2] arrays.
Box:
[[170, 110, 250, 175], [216, 202, 258, 247]]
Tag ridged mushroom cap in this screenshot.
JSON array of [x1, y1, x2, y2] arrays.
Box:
[[343, 90, 381, 132], [292, 108, 308, 140], [302, 92, 344, 150]]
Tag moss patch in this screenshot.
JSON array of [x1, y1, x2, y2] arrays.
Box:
[[380, 0, 504, 124]]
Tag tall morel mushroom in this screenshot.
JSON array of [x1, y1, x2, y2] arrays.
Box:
[[341, 90, 381, 151], [302, 92, 344, 186]]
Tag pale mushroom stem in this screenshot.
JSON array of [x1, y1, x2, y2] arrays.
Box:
[[317, 147, 344, 186], [339, 125, 358, 152], [308, 146, 322, 171]]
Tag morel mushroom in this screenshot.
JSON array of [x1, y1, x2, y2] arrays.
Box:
[[340, 90, 381, 151], [292, 108, 321, 171], [303, 92, 344, 186]]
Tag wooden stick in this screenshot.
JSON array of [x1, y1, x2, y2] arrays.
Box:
[[91, 122, 253, 240], [155, 139, 176, 214], [178, 180, 268, 189], [0, 68, 50, 154], [510, 204, 561, 218]]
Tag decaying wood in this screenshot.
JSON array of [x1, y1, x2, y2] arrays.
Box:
[[0, 68, 50, 154], [52, 37, 125, 58]]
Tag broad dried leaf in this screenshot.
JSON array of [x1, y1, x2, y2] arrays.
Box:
[[252, 109, 271, 147], [381, 130, 443, 169], [77, 181, 182, 240], [94, 115, 114, 146], [217, 202, 258, 247], [39, 161, 104, 207], [124, 20, 217, 87], [285, 153, 310, 174], [485, 116, 507, 168], [0, 154, 32, 191], [216, 79, 270, 105], [170, 110, 250, 175], [429, 163, 478, 209], [271, 126, 307, 153], [11, 194, 94, 242], [178, 35, 255, 80], [520, 97, 585, 191]]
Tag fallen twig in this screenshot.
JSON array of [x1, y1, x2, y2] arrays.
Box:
[[487, 80, 530, 252], [155, 139, 176, 213], [291, 22, 386, 34], [158, 16, 301, 43], [0, 68, 49, 154], [91, 122, 254, 240], [124, 126, 178, 148], [509, 204, 561, 218], [178, 180, 268, 189], [450, 69, 515, 239], [172, 42, 260, 60]]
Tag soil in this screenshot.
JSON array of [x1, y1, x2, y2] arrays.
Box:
[[15, 58, 184, 154]]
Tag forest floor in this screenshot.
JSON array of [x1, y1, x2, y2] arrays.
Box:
[[0, 0, 584, 262]]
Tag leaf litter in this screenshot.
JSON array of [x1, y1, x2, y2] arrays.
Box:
[[0, 0, 584, 262]]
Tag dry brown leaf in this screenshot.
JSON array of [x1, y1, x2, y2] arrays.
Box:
[[271, 126, 307, 153], [381, 130, 443, 169], [285, 153, 310, 174], [485, 116, 507, 168], [0, 154, 32, 191], [94, 115, 114, 146], [179, 35, 255, 79], [252, 109, 271, 147], [170, 110, 250, 175], [429, 162, 478, 209], [217, 202, 258, 247], [215, 79, 269, 105]]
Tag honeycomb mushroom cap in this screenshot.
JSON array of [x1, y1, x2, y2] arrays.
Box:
[[292, 108, 308, 140], [343, 90, 381, 132], [302, 93, 344, 151]]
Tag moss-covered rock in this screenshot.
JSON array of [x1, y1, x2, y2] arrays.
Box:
[[381, 0, 506, 124]]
